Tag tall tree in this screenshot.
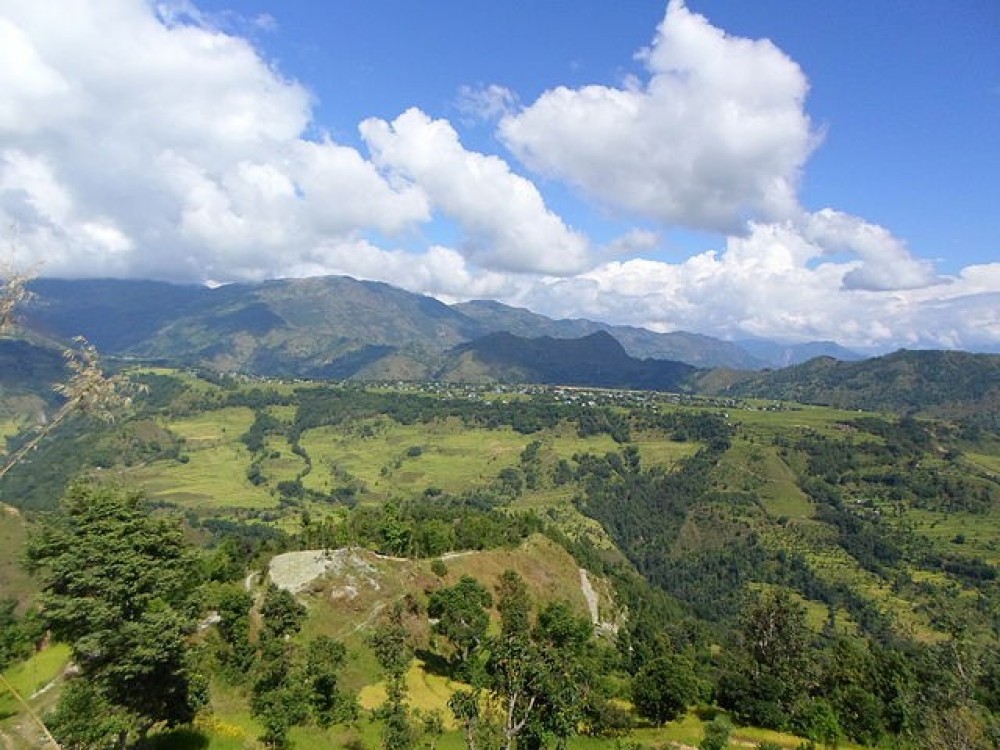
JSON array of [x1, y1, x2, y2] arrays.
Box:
[[427, 576, 492, 675], [717, 588, 813, 731], [305, 636, 355, 728], [25, 482, 205, 748], [483, 572, 596, 750], [369, 605, 417, 750], [631, 654, 699, 726], [488, 570, 540, 750]]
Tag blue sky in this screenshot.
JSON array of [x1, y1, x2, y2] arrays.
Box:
[[1, 0, 998, 350], [199, 0, 1000, 271]]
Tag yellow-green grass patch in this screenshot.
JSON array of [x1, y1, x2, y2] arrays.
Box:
[[358, 659, 464, 724], [0, 418, 22, 447], [735, 403, 879, 438], [178, 678, 260, 749], [624, 708, 873, 750], [260, 435, 306, 483], [907, 508, 1000, 566], [796, 541, 943, 642], [124, 442, 273, 509], [729, 721, 870, 750], [742, 443, 814, 519], [299, 420, 527, 497], [965, 451, 1000, 476], [166, 407, 255, 447], [0, 643, 71, 720], [114, 407, 275, 508], [265, 403, 297, 423], [547, 431, 621, 459], [629, 434, 700, 469]]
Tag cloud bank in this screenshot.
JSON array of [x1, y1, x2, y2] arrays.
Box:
[[499, 0, 816, 232], [0, 0, 997, 352]]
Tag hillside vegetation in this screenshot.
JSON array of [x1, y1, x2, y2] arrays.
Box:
[[1, 367, 998, 749], [711, 349, 1000, 428]]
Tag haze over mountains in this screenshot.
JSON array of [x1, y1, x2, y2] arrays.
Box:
[[21, 276, 862, 377]]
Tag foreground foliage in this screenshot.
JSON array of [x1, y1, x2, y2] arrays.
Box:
[[25, 482, 206, 748]]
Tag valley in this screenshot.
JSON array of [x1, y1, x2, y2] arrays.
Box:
[[1, 363, 997, 749]]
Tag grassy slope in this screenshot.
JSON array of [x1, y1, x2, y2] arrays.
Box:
[[89, 379, 1000, 647], [121, 407, 277, 509], [299, 419, 527, 498], [229, 536, 853, 750], [0, 508, 35, 610], [0, 644, 71, 749]]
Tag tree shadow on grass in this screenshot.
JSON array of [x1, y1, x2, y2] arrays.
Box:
[[139, 727, 210, 750], [414, 648, 455, 679]]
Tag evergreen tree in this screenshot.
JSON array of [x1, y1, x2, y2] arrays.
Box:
[[370, 605, 417, 750], [25, 482, 205, 747]]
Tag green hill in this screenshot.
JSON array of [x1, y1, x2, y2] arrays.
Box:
[[437, 330, 697, 391], [707, 349, 1000, 427], [24, 276, 485, 379]]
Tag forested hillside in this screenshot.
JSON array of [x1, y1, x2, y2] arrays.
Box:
[[437, 331, 696, 390], [711, 350, 1000, 429], [2, 365, 998, 749]]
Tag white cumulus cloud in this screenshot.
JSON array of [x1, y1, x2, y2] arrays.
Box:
[[499, 0, 817, 232], [0, 0, 427, 282], [504, 218, 1000, 352], [804, 209, 940, 291], [360, 108, 592, 275]]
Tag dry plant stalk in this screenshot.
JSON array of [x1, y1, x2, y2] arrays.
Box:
[[0, 674, 61, 748], [0, 260, 62, 746], [0, 268, 33, 335], [0, 337, 136, 481]]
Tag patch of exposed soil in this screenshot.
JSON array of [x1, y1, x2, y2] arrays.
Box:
[[267, 548, 381, 598]]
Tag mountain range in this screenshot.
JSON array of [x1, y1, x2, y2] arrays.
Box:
[[21, 276, 859, 377]]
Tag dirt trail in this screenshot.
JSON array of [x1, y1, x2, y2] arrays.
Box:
[[579, 568, 600, 625]]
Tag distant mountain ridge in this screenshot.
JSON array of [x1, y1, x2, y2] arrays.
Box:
[[5, 277, 998, 420], [436, 330, 696, 391], [736, 338, 862, 367], [26, 276, 483, 378], [454, 299, 765, 369], [23, 276, 793, 377]]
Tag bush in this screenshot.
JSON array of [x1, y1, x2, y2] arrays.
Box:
[[700, 715, 732, 750], [631, 655, 699, 726]]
